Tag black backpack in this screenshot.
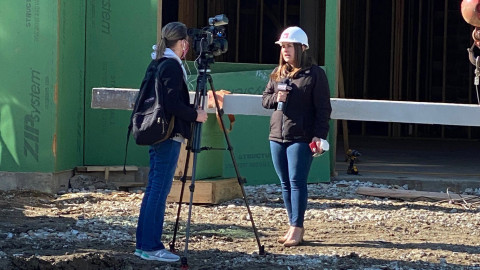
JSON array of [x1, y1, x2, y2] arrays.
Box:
[[123, 58, 175, 171]]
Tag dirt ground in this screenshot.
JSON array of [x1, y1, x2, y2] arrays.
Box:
[[1, 179, 480, 270]]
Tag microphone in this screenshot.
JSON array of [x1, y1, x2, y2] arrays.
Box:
[[277, 78, 291, 111]]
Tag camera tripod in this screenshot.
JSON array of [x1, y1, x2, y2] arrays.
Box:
[[168, 55, 265, 269]]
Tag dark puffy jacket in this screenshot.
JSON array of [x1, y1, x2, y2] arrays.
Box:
[[158, 58, 197, 139], [262, 65, 332, 143]]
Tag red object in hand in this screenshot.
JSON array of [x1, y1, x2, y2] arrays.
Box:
[[462, 0, 480, 27], [309, 142, 322, 157]]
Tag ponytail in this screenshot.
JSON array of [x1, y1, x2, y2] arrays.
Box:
[[155, 22, 188, 60]]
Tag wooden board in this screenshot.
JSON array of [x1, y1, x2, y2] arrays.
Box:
[[167, 178, 243, 204], [356, 186, 477, 201], [174, 147, 193, 180], [111, 181, 145, 188], [75, 166, 138, 172], [75, 166, 138, 180]]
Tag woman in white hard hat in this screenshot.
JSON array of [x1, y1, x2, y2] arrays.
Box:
[[262, 26, 332, 247]]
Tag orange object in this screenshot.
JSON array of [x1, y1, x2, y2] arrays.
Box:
[[207, 90, 235, 133], [461, 0, 480, 27]]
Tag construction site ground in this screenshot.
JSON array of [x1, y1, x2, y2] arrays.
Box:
[[1, 136, 479, 270]]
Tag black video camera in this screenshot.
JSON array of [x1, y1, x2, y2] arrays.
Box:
[[187, 14, 228, 57]]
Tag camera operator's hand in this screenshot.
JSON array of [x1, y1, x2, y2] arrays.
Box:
[[276, 90, 289, 102], [196, 109, 208, 123]]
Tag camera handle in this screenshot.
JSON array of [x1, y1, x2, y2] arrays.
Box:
[[168, 59, 265, 269]]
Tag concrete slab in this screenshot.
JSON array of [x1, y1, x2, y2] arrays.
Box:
[[333, 136, 480, 192], [0, 171, 71, 193]]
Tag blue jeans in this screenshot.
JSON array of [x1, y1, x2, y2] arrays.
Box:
[[136, 139, 181, 251], [270, 141, 313, 227]]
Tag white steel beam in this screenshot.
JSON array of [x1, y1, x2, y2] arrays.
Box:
[[91, 88, 480, 127]]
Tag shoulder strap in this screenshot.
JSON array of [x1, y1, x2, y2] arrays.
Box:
[[123, 59, 164, 173], [153, 57, 176, 141]]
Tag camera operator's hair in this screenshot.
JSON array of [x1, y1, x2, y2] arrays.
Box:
[[270, 43, 315, 81], [155, 22, 188, 60]]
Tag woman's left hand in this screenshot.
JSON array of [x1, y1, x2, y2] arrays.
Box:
[[276, 91, 289, 102], [311, 137, 323, 153], [196, 109, 208, 123]]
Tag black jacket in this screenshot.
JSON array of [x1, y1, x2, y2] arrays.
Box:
[[262, 65, 332, 143], [157, 58, 197, 139]]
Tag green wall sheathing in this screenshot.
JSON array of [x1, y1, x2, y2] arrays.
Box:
[[84, 0, 158, 166], [209, 69, 331, 184], [209, 69, 274, 94], [85, 56, 331, 183], [325, 0, 339, 173], [223, 115, 331, 185], [192, 116, 225, 180], [0, 1, 84, 173], [55, 1, 86, 171], [185, 62, 276, 75], [0, 1, 337, 187]]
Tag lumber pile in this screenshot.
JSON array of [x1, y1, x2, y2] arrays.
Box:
[[356, 186, 478, 202], [167, 178, 242, 204]]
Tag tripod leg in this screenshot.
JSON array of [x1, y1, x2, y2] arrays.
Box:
[[181, 114, 206, 268], [180, 69, 210, 268], [207, 75, 266, 255], [169, 142, 193, 252]]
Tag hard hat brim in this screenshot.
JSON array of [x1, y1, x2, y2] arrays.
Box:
[[275, 40, 309, 50]]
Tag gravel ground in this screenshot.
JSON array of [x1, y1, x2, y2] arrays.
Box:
[[1, 178, 480, 270]]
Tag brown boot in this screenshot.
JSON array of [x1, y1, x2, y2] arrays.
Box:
[[277, 227, 293, 244], [283, 227, 304, 247]]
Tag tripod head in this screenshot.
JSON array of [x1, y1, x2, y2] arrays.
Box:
[[195, 52, 215, 75]]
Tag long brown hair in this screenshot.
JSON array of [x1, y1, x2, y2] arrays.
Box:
[[270, 43, 314, 81]]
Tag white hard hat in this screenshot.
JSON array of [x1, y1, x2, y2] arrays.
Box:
[[275, 26, 309, 49]]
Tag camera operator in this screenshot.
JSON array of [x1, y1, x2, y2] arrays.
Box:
[[134, 21, 207, 262], [262, 26, 332, 247]]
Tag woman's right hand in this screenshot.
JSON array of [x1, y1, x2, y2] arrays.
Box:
[[196, 109, 208, 123]]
